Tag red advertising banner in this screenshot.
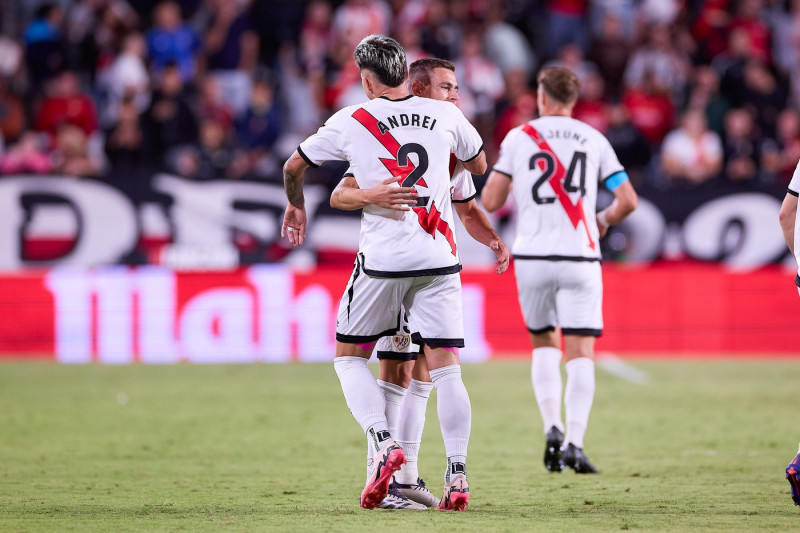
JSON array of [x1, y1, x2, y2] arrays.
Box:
[[0, 263, 797, 362]]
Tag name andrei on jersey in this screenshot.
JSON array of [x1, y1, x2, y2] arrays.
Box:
[[541, 129, 588, 146], [377, 113, 437, 135]]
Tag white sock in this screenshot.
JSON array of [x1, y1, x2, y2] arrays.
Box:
[[395, 379, 433, 484], [430, 365, 470, 473], [368, 380, 406, 481], [333, 357, 391, 455], [377, 380, 407, 436], [532, 347, 564, 433], [564, 357, 595, 449]]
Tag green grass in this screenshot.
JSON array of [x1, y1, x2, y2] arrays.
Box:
[[1, 359, 798, 532]]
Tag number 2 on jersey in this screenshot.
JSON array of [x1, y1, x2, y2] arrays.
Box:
[[397, 143, 429, 188], [530, 151, 586, 205]]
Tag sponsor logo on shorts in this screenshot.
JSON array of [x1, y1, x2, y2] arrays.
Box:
[[392, 334, 410, 351]]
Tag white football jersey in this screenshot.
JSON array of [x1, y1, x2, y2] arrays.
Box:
[[787, 162, 800, 284], [300, 95, 483, 276], [493, 116, 626, 260], [450, 154, 477, 204]]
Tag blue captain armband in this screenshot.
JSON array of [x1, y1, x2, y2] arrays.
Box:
[[604, 171, 629, 192]]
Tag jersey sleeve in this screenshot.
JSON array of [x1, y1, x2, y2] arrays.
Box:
[[451, 166, 477, 202], [789, 160, 800, 196], [492, 129, 516, 178], [298, 107, 352, 167], [448, 105, 484, 163], [598, 134, 628, 192]]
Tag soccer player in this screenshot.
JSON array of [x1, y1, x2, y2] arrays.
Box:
[[282, 35, 487, 511], [481, 66, 638, 474], [330, 57, 509, 509], [778, 161, 800, 503]]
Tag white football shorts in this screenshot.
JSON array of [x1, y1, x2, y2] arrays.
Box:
[[336, 256, 465, 348], [514, 259, 603, 336], [375, 309, 421, 361]]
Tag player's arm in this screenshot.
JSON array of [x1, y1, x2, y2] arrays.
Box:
[[596, 179, 638, 238], [330, 176, 418, 211], [462, 150, 487, 175], [779, 191, 798, 255], [454, 199, 509, 274], [282, 150, 309, 246], [481, 171, 512, 213]]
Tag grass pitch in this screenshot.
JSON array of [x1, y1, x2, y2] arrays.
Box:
[[1, 359, 798, 532]]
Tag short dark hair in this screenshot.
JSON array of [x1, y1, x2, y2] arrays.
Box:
[[537, 67, 581, 105], [353, 34, 407, 88], [409, 58, 456, 88]]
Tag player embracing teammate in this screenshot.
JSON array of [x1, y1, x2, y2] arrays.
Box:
[[282, 35, 499, 511], [483, 67, 638, 474]]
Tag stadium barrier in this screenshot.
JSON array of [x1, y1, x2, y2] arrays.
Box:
[[0, 263, 797, 362], [0, 173, 792, 270]]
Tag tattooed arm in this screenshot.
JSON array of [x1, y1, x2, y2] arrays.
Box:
[[282, 151, 310, 246]]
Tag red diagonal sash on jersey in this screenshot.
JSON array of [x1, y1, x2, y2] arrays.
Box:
[[521, 123, 596, 250], [351, 107, 456, 256]]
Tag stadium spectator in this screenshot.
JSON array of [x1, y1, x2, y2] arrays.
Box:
[[0, 132, 52, 175], [573, 72, 608, 133], [543, 0, 589, 58], [483, 2, 536, 78], [604, 102, 651, 187], [454, 29, 505, 124], [192, 118, 239, 180], [332, 0, 391, 44], [769, 108, 800, 182], [0, 80, 26, 143], [493, 68, 536, 150], [623, 23, 691, 102], [235, 78, 282, 178], [660, 108, 723, 187], [34, 71, 98, 139], [105, 96, 149, 174], [714, 27, 755, 107], [101, 32, 150, 125], [622, 70, 676, 146], [545, 43, 598, 90], [721, 107, 770, 185], [53, 123, 101, 178], [691, 0, 731, 63], [300, 0, 334, 76], [729, 0, 771, 63], [24, 3, 65, 89], [684, 66, 730, 138], [142, 64, 198, 166], [739, 59, 787, 138], [146, 1, 201, 83], [589, 11, 632, 99], [202, 0, 259, 115], [419, 0, 462, 60], [395, 24, 428, 66], [196, 76, 235, 135]]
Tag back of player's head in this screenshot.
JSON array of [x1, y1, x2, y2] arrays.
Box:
[[354, 34, 407, 88], [537, 67, 581, 106], [408, 58, 456, 89]]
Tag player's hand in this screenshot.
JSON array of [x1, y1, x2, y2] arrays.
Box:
[[281, 203, 307, 247], [490, 239, 509, 274], [365, 176, 418, 211], [787, 453, 800, 505], [596, 211, 610, 238]]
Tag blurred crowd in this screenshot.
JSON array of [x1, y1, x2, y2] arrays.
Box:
[[0, 0, 799, 192]]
